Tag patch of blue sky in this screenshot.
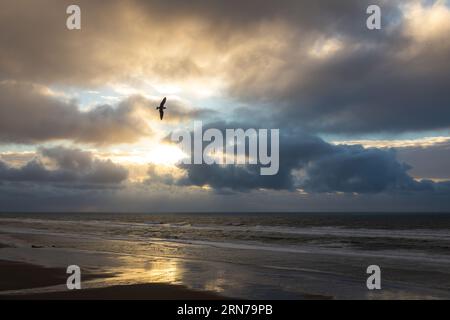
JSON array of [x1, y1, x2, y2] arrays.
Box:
[[49, 85, 123, 111]]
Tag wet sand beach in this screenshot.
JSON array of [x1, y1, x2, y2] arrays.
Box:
[[0, 259, 225, 300]]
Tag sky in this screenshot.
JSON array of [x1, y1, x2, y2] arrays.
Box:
[[0, 0, 449, 212]]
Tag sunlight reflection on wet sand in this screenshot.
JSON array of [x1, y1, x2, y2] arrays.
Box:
[[109, 256, 183, 285]]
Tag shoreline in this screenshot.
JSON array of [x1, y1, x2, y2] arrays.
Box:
[[0, 259, 227, 300], [0, 258, 334, 300]]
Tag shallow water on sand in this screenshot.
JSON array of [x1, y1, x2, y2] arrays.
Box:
[[1, 212, 450, 299]]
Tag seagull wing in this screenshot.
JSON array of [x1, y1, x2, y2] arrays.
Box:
[[160, 97, 167, 108]]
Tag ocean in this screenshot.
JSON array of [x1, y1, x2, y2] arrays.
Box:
[[1, 212, 450, 299]]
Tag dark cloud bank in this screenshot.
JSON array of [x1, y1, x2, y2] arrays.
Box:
[[0, 146, 128, 186], [174, 125, 450, 195], [2, 130, 450, 212]]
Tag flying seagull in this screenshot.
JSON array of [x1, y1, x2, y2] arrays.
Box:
[[156, 97, 167, 120]]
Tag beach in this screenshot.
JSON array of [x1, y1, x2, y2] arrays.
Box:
[[0, 260, 69, 292], [0, 260, 225, 299], [1, 212, 450, 300]]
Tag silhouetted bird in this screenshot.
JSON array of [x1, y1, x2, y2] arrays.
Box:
[[156, 97, 167, 120]]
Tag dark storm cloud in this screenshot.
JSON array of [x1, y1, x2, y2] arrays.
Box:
[[396, 140, 450, 180], [241, 40, 450, 134], [299, 145, 417, 193], [0, 146, 128, 186], [174, 123, 450, 194], [134, 0, 386, 33]]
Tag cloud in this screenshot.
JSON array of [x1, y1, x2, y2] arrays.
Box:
[[157, 99, 217, 124], [0, 81, 153, 144], [0, 0, 376, 85], [1, 0, 449, 134], [224, 1, 450, 134], [0, 81, 213, 144], [396, 140, 450, 180], [298, 145, 416, 193], [333, 136, 450, 149], [333, 136, 450, 180], [1, 176, 450, 213], [172, 123, 450, 194], [0, 146, 128, 186], [146, 163, 179, 185]]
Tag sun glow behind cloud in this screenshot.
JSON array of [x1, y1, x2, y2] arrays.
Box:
[[98, 144, 186, 166]]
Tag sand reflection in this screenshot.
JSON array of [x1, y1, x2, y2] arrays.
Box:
[[106, 256, 183, 286]]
